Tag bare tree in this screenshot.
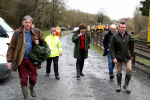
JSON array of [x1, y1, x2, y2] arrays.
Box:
[[0, 0, 112, 30], [97, 8, 106, 24], [133, 6, 149, 34]]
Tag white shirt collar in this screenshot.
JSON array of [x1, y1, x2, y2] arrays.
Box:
[[24, 28, 31, 32]]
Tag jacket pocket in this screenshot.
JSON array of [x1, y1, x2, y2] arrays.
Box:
[[12, 60, 17, 71], [115, 54, 123, 60], [126, 52, 131, 59]]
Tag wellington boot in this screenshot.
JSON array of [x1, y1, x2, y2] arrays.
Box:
[[29, 84, 36, 97], [76, 65, 80, 79], [21, 86, 28, 100], [123, 74, 131, 93], [116, 74, 122, 92], [80, 72, 84, 76]]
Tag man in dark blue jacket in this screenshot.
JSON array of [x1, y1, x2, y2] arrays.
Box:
[[103, 24, 116, 79]]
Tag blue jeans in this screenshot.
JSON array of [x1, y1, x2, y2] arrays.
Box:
[[107, 50, 115, 75]]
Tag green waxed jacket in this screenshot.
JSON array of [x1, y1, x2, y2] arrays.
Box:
[[110, 31, 134, 62], [29, 40, 51, 63], [72, 29, 90, 59]]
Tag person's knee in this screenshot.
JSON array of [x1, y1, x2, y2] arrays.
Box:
[[29, 78, 37, 85], [29, 74, 37, 85], [117, 70, 122, 74], [108, 60, 112, 64], [21, 82, 28, 86], [77, 60, 81, 64], [20, 76, 28, 86], [54, 62, 58, 67], [29, 81, 36, 85], [127, 68, 132, 75]]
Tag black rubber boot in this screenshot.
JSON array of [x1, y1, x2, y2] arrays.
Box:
[[55, 75, 60, 80], [116, 74, 122, 92], [76, 65, 80, 79], [29, 84, 36, 97], [123, 74, 131, 93], [21, 86, 28, 100], [80, 72, 85, 76], [80, 65, 84, 76]]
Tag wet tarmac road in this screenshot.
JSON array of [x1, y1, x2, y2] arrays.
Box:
[[0, 33, 150, 100]]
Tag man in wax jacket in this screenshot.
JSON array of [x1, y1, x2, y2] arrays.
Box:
[[7, 15, 44, 100], [110, 22, 134, 93]]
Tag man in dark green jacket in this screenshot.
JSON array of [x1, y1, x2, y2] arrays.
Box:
[[72, 23, 90, 79], [110, 22, 134, 93]]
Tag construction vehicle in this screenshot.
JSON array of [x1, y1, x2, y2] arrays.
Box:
[[87, 25, 96, 32], [96, 23, 104, 33], [104, 24, 110, 31]]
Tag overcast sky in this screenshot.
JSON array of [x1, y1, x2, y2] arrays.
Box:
[[67, 0, 142, 20]]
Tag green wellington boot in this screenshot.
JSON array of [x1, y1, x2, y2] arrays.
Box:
[[21, 86, 28, 100], [123, 74, 131, 93], [116, 74, 122, 92], [29, 84, 36, 97]]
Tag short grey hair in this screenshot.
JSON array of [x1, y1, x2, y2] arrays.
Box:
[[110, 24, 116, 29], [22, 15, 33, 23]]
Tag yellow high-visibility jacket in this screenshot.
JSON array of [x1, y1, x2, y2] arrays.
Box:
[[45, 34, 62, 57]]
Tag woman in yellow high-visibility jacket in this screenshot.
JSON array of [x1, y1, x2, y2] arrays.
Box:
[[45, 27, 62, 79]]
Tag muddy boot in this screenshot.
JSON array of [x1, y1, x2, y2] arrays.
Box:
[[76, 65, 80, 79], [21, 86, 28, 100], [55, 75, 60, 80], [123, 74, 131, 93], [29, 84, 36, 97], [80, 72, 84, 76], [116, 74, 122, 92], [110, 75, 114, 79]]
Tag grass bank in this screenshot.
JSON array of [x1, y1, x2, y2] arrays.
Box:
[[90, 44, 104, 55]]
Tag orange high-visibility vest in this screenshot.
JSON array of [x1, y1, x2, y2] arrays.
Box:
[[56, 27, 61, 37]]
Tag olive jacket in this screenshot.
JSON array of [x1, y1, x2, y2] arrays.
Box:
[[72, 29, 90, 59], [109, 31, 134, 62], [28, 40, 51, 63], [7, 25, 44, 71]]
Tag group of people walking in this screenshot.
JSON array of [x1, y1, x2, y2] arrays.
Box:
[[7, 15, 133, 100]]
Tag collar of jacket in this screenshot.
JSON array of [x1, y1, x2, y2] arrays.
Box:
[[108, 30, 111, 34], [49, 33, 56, 38], [18, 25, 36, 36], [75, 29, 87, 34], [118, 31, 128, 36]]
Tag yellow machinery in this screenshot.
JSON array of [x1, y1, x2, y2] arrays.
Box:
[[103, 25, 105, 30], [96, 23, 104, 33], [116, 25, 119, 29], [147, 5, 150, 47]]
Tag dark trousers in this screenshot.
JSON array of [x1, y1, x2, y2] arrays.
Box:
[[18, 58, 37, 86], [46, 56, 59, 76], [76, 49, 85, 72]]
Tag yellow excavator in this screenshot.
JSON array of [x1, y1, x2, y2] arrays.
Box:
[[96, 23, 104, 33]]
